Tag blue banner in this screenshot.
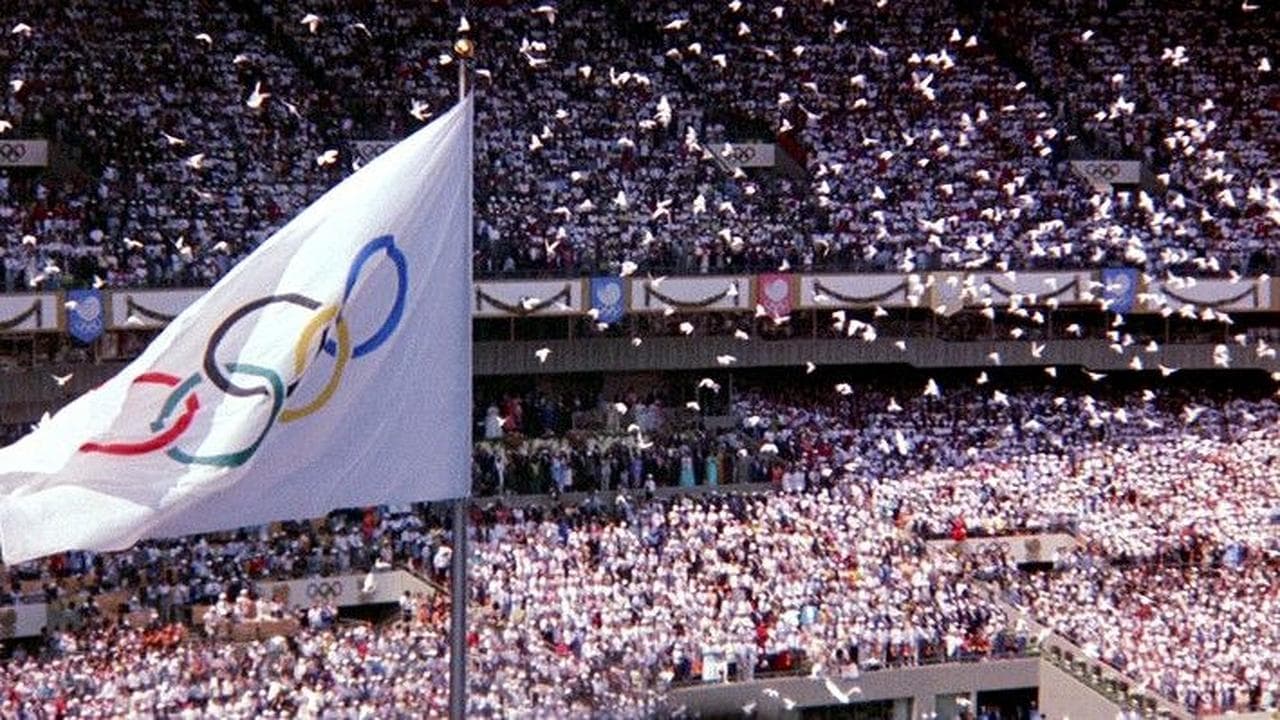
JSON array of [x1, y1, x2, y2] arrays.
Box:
[[66, 288, 105, 344], [590, 276, 625, 325], [1100, 268, 1138, 314]]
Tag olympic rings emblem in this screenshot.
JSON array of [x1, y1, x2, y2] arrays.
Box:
[[1081, 162, 1121, 180], [1107, 272, 1132, 294], [306, 580, 344, 600], [79, 235, 408, 467], [0, 143, 28, 162]]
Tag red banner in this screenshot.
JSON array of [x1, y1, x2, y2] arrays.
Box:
[[755, 273, 795, 318]]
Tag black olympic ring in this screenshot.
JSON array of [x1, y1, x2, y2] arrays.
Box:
[[203, 294, 322, 398], [0, 143, 29, 162], [306, 580, 343, 600], [730, 145, 757, 163]]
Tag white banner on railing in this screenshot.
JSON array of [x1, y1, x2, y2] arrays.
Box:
[[257, 570, 433, 610], [0, 603, 49, 639], [800, 274, 915, 309], [109, 289, 203, 329], [1070, 160, 1142, 190], [1145, 277, 1271, 313], [473, 279, 583, 317], [629, 275, 750, 313], [0, 139, 49, 168], [932, 271, 1093, 315], [0, 293, 59, 331]]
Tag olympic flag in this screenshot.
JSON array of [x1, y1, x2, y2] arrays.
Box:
[[0, 99, 474, 564]]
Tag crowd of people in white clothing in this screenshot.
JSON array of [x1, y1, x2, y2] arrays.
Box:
[[1, 0, 1277, 289], [1, 0, 1278, 715], [1, 371, 1278, 715]]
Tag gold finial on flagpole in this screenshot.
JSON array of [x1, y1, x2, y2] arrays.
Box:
[[453, 38, 473, 101]]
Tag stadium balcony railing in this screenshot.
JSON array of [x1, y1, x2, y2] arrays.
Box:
[[668, 633, 1037, 691]]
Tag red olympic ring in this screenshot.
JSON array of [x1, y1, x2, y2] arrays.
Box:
[[80, 373, 201, 456]]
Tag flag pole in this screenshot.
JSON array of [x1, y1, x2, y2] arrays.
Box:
[[448, 496, 467, 720], [448, 33, 474, 720]]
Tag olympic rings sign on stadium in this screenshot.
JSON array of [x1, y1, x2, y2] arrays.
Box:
[[1083, 162, 1121, 180], [728, 145, 756, 163], [720, 142, 775, 168], [78, 234, 408, 468], [0, 143, 28, 162], [306, 581, 344, 600], [0, 140, 48, 167], [1071, 159, 1140, 186]]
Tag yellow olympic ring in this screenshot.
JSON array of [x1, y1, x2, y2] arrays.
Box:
[[280, 305, 351, 424]]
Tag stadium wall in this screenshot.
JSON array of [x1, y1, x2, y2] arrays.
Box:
[[4, 271, 1276, 336], [470, 337, 1275, 376], [666, 658, 1039, 719], [1037, 661, 1136, 720], [668, 658, 1258, 720], [0, 338, 1273, 423]]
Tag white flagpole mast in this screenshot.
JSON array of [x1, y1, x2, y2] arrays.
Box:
[[448, 32, 474, 720]]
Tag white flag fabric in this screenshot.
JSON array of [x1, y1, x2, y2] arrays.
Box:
[[0, 98, 473, 564]]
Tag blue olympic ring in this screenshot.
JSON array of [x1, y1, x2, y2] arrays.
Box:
[[320, 234, 407, 359]]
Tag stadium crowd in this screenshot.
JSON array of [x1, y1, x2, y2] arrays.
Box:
[[0, 487, 1022, 717], [1010, 550, 1280, 714], [1, 0, 1279, 716], [0, 595, 456, 718], [0, 504, 443, 606], [0, 374, 1277, 714], [2, 0, 337, 290], [476, 375, 1280, 557], [1, 0, 1277, 289]]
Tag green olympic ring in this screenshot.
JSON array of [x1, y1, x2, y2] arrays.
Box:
[[164, 363, 284, 468]]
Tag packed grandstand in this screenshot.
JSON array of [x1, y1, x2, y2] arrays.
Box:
[[0, 0, 1278, 718]]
